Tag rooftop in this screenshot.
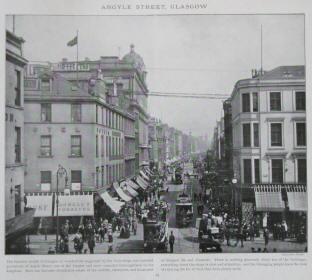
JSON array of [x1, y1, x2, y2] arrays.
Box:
[[258, 65, 305, 80]]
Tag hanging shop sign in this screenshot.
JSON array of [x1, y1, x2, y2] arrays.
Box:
[[26, 195, 53, 217], [54, 194, 94, 216]]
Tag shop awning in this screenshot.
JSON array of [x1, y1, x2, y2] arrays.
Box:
[[54, 194, 94, 216], [113, 182, 132, 202], [127, 180, 141, 190], [254, 185, 285, 212], [135, 176, 149, 190], [99, 191, 124, 213], [143, 167, 154, 176], [139, 170, 150, 181], [140, 175, 150, 186], [120, 181, 138, 197], [286, 185, 307, 211], [6, 209, 36, 238]]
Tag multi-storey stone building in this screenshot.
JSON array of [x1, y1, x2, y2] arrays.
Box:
[[24, 63, 135, 194], [5, 31, 28, 220], [232, 66, 306, 185], [5, 30, 29, 254], [231, 66, 306, 227]]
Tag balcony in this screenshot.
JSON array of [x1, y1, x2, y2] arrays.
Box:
[[109, 155, 124, 161], [124, 133, 136, 138], [52, 62, 90, 72], [139, 143, 151, 149], [124, 154, 136, 160]]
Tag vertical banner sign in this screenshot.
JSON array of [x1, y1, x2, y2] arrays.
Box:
[[54, 195, 94, 216], [26, 195, 53, 217], [263, 212, 268, 228]]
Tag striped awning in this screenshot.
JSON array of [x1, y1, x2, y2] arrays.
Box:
[[139, 170, 150, 181], [135, 176, 149, 190], [143, 167, 155, 176], [254, 185, 285, 212], [127, 180, 141, 190], [112, 182, 132, 202], [99, 191, 124, 214], [286, 185, 307, 211], [120, 181, 138, 197]]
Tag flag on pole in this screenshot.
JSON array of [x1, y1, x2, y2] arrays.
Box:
[[67, 35, 78, 47]]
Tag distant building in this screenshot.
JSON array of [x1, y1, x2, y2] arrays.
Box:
[[182, 133, 192, 156], [148, 118, 159, 169], [223, 98, 233, 178]]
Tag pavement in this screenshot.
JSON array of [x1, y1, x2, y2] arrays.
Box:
[[27, 175, 307, 254]]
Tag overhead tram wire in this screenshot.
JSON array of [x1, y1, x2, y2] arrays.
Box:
[[145, 67, 251, 73], [149, 91, 229, 97], [27, 60, 231, 99], [147, 94, 229, 99], [133, 91, 230, 99]]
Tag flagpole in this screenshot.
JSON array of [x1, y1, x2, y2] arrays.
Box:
[[76, 30, 79, 87]]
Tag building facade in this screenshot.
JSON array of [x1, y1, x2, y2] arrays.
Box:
[[231, 66, 306, 185], [5, 31, 28, 220], [222, 98, 233, 179], [24, 63, 134, 193]]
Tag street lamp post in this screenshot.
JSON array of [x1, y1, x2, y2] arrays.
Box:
[[56, 164, 68, 253], [231, 178, 237, 216]]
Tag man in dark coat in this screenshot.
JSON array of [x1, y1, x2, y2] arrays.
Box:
[[169, 231, 175, 253], [264, 227, 269, 248], [88, 236, 95, 254]]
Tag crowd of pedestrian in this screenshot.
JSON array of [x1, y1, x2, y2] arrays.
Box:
[[194, 195, 265, 248]]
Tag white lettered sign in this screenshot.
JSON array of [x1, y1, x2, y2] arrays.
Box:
[[54, 194, 94, 216], [26, 195, 53, 217]]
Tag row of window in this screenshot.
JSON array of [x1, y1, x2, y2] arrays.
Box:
[[95, 104, 125, 131], [124, 139, 136, 156], [96, 135, 124, 158], [124, 118, 135, 135], [98, 164, 124, 187], [40, 103, 127, 131], [41, 170, 81, 189], [243, 158, 306, 184], [241, 91, 305, 113], [40, 135, 125, 158], [41, 163, 125, 190], [242, 122, 306, 148]]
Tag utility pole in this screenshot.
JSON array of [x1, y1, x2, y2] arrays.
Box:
[[13, 15, 15, 34], [261, 24, 263, 74]]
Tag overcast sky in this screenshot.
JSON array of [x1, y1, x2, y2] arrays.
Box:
[[6, 15, 304, 138]]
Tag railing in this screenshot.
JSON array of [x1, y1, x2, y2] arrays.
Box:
[[51, 62, 90, 72], [109, 155, 124, 160]]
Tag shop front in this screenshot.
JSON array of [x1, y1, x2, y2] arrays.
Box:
[[285, 185, 307, 241], [254, 185, 285, 229], [25, 192, 94, 234]]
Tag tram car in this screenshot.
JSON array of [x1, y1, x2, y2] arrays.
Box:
[[176, 193, 193, 227]]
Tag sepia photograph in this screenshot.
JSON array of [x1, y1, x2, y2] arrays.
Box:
[[4, 14, 307, 255]]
